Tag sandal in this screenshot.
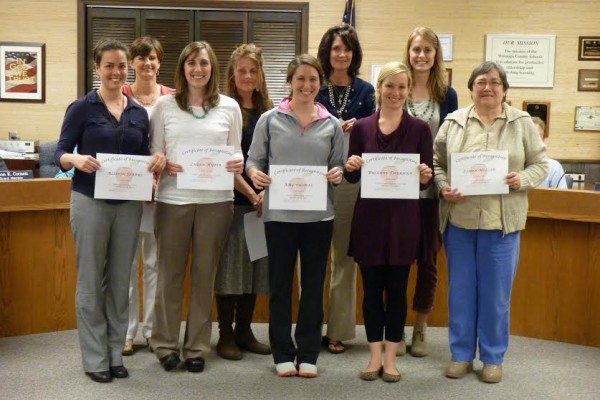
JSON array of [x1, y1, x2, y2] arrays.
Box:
[[327, 341, 347, 354]]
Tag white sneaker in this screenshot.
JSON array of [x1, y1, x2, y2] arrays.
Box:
[[298, 363, 317, 378], [275, 362, 297, 377]]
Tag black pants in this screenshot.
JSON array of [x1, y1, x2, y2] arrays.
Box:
[[360, 264, 411, 342], [265, 221, 333, 364]]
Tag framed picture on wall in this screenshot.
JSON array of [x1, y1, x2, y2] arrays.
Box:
[[523, 101, 551, 137], [577, 69, 600, 91], [578, 37, 600, 61], [574, 106, 600, 131], [0, 42, 45, 103]]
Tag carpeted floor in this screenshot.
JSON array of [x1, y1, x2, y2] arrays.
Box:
[[0, 324, 598, 400]]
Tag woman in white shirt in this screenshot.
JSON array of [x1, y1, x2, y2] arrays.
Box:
[[149, 41, 244, 373]]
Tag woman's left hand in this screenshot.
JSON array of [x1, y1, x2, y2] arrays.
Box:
[[506, 171, 521, 190], [418, 163, 433, 184], [341, 118, 357, 133], [148, 152, 166, 173], [326, 166, 343, 184], [254, 191, 265, 217], [226, 158, 244, 174]]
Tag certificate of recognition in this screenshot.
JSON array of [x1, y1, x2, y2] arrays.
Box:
[[177, 145, 234, 190], [361, 153, 420, 199], [269, 165, 328, 211], [94, 153, 153, 201], [450, 151, 509, 195]]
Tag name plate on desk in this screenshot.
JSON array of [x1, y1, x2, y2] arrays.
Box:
[[0, 170, 34, 180]]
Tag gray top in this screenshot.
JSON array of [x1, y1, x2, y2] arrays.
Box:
[[246, 103, 345, 223]]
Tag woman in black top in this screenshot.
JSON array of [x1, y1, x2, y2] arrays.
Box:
[[214, 43, 274, 360]]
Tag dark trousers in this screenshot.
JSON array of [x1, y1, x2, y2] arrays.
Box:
[[413, 198, 441, 313], [360, 264, 411, 342], [265, 220, 333, 365]]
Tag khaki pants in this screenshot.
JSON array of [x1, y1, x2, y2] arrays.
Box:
[[151, 201, 233, 360], [325, 179, 359, 342]]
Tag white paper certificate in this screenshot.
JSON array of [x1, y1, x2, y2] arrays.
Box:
[[243, 211, 268, 261], [94, 153, 153, 201], [361, 153, 420, 199], [177, 145, 234, 190], [450, 151, 509, 195], [269, 165, 328, 211]]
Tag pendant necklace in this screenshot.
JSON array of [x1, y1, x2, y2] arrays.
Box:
[[407, 97, 435, 123], [133, 84, 159, 107], [327, 81, 350, 119]]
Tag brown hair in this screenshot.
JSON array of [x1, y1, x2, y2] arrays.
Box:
[[129, 36, 164, 62], [404, 27, 447, 103], [226, 44, 273, 128], [317, 23, 363, 79], [467, 61, 510, 91], [286, 54, 324, 97], [92, 38, 129, 66], [174, 41, 220, 112]]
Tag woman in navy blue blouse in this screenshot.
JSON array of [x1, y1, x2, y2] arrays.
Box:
[[316, 23, 376, 355], [54, 38, 165, 383]]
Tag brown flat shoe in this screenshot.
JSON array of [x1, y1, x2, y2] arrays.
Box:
[[381, 369, 401, 383], [359, 367, 382, 381]]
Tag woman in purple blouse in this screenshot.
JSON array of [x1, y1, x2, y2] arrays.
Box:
[[344, 61, 433, 383]]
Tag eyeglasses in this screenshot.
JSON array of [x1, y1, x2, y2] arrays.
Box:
[[474, 80, 503, 88]]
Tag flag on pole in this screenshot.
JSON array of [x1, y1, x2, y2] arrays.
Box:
[[342, 0, 355, 27]]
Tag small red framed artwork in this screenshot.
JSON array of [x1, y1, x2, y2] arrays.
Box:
[[0, 42, 46, 103]]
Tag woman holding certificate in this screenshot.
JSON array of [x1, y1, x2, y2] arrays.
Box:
[[213, 44, 272, 361], [121, 36, 173, 356], [433, 61, 547, 383], [54, 38, 165, 383], [315, 23, 376, 355], [344, 61, 433, 383], [402, 27, 458, 357], [246, 54, 345, 378], [149, 41, 244, 373]]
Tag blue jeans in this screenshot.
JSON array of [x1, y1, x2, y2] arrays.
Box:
[[443, 223, 520, 365]]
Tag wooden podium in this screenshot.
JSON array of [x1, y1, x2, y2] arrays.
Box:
[[1, 180, 598, 347]]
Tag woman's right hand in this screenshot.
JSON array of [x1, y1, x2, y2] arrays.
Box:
[[165, 160, 183, 176], [345, 155, 364, 172], [249, 169, 272, 190], [441, 187, 463, 202], [72, 154, 101, 173]]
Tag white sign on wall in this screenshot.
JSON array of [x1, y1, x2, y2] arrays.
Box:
[[485, 34, 556, 88], [439, 34, 453, 61]]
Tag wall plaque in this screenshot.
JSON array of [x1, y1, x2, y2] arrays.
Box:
[[485, 34, 555, 88]]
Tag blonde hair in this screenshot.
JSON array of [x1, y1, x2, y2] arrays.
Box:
[[226, 44, 273, 128], [174, 41, 220, 112], [404, 27, 448, 103], [375, 61, 411, 108]]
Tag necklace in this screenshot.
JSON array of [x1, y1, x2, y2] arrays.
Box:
[[188, 105, 210, 119], [133, 84, 159, 106], [327, 81, 351, 118], [97, 89, 125, 122], [407, 98, 435, 123]]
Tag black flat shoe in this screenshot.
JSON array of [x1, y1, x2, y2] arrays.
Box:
[[185, 357, 205, 373], [160, 352, 181, 372], [109, 365, 129, 378], [85, 371, 112, 383]]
